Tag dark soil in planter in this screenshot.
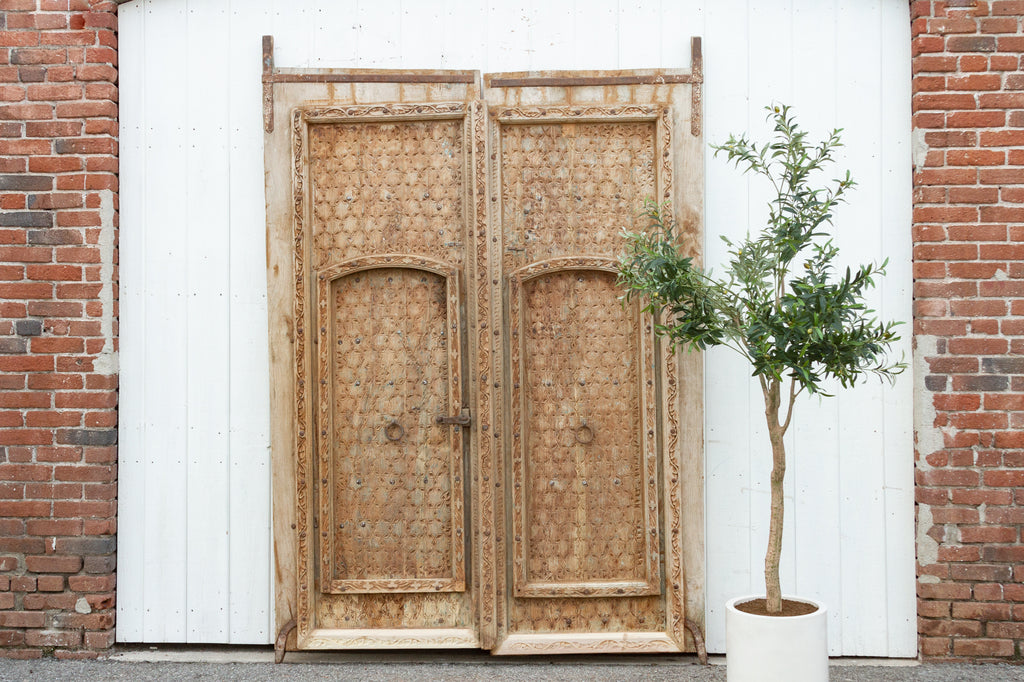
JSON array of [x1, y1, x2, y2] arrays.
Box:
[[735, 597, 818, 617]]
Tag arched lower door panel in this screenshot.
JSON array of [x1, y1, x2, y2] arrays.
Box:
[[509, 259, 659, 600], [315, 258, 465, 596]]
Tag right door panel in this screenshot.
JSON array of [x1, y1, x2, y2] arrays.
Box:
[[487, 98, 691, 654]]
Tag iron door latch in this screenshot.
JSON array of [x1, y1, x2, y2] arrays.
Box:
[[436, 409, 471, 426]]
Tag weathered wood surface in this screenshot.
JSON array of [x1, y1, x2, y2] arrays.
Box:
[[265, 72, 699, 654], [280, 93, 480, 647], [485, 86, 699, 653]]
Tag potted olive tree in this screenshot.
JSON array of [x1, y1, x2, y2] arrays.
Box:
[[617, 105, 903, 681]]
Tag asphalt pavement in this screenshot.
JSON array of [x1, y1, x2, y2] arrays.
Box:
[[0, 649, 1023, 682]]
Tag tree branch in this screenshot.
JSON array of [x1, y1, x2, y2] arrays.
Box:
[[781, 376, 799, 435]]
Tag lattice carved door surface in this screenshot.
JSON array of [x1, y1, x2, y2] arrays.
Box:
[[265, 58, 703, 656], [487, 100, 685, 654], [322, 265, 464, 594]]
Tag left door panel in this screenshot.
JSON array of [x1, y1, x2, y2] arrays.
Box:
[[265, 74, 486, 650]]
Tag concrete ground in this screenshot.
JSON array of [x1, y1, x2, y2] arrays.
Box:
[[0, 648, 1022, 681]]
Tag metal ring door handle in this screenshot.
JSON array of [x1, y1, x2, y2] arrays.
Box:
[[384, 419, 405, 442], [575, 422, 594, 445]]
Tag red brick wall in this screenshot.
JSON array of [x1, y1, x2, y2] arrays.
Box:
[[913, 0, 1024, 662], [0, 0, 118, 660]]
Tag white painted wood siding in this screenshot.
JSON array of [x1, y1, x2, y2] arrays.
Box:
[[117, 0, 914, 654]]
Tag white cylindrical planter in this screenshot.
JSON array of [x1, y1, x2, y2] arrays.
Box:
[[725, 595, 828, 682]]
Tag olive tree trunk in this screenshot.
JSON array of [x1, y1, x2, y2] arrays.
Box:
[[762, 378, 787, 614]]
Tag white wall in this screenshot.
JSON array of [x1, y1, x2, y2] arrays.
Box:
[[117, 0, 914, 654]]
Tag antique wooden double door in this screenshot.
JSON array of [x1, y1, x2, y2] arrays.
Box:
[[265, 43, 704, 656]]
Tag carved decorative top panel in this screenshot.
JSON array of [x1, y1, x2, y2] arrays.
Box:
[[498, 118, 657, 272], [307, 114, 467, 270]]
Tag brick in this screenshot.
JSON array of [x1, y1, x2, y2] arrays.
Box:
[[24, 629, 81, 648], [54, 100, 115, 119], [10, 49, 67, 66], [52, 500, 113, 518], [0, 212, 53, 228], [915, 93, 980, 111], [961, 525, 1018, 543], [0, 338, 27, 354], [919, 617, 984, 637], [25, 411, 81, 428], [983, 357, 1024, 374], [83, 629, 114, 649], [952, 601, 1012, 621], [939, 545, 981, 562], [0, 103, 53, 121], [949, 338, 1009, 355], [54, 464, 113, 483], [75, 64, 116, 82], [994, 431, 1024, 448], [953, 639, 1015, 657], [66, 575, 114, 593], [949, 187, 999, 204], [0, 175, 52, 191], [54, 535, 114, 556], [26, 83, 82, 101], [914, 205, 979, 222], [51, 611, 114, 630], [983, 546, 1024, 562], [948, 110, 1006, 128], [988, 622, 1024, 639], [914, 243, 978, 260], [83, 554, 114, 574], [54, 137, 115, 155], [55, 650, 100, 660], [24, 555, 82, 574], [40, 31, 96, 47], [914, 55, 959, 72], [0, 650, 44, 660], [0, 501, 50, 524], [983, 470, 1024, 487], [949, 299, 1004, 316], [13, 319, 41, 337], [918, 469, 981, 487], [28, 156, 81, 173], [980, 168, 1024, 184], [10, 577, 37, 593], [920, 637, 952, 657], [26, 193, 83, 210], [0, 539, 46, 559], [55, 428, 116, 447], [947, 35, 997, 52], [26, 263, 82, 280], [946, 149, 1006, 166], [0, 613, 44, 629], [990, 55, 1019, 71], [929, 18, 981, 33], [950, 564, 1015, 582], [0, 631, 26, 647], [27, 229, 83, 247], [951, 412, 1008, 429], [948, 73, 1003, 91]]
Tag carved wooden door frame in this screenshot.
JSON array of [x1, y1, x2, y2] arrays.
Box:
[[264, 37, 705, 659]]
